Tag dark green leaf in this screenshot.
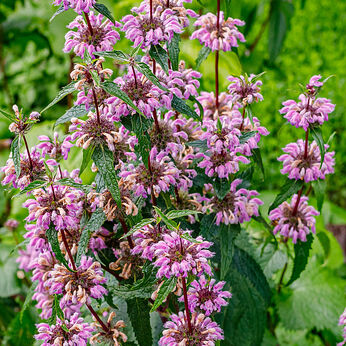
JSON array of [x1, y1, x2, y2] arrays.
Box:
[[313, 179, 326, 211], [195, 46, 211, 69], [149, 45, 169, 74], [310, 126, 325, 167], [93, 2, 115, 23], [13, 180, 46, 197], [101, 81, 143, 115], [187, 139, 208, 151], [200, 214, 217, 241], [189, 95, 204, 120], [11, 136, 21, 177], [212, 178, 231, 200], [54, 104, 88, 127], [0, 108, 14, 121], [46, 223, 74, 272], [286, 233, 313, 286], [239, 131, 256, 144], [252, 214, 277, 245], [268, 178, 304, 212], [171, 95, 200, 121], [245, 106, 254, 126], [166, 209, 200, 220], [236, 165, 254, 189], [76, 208, 106, 265], [19, 282, 37, 322], [41, 82, 77, 113], [92, 144, 121, 207], [56, 178, 92, 193], [153, 206, 178, 231], [80, 145, 95, 176], [180, 232, 202, 243], [127, 298, 153, 346], [251, 148, 264, 177], [120, 218, 155, 239], [150, 276, 177, 312], [121, 112, 153, 133], [167, 33, 180, 70], [94, 50, 130, 64], [135, 131, 151, 167], [135, 62, 168, 91], [50, 4, 67, 22]]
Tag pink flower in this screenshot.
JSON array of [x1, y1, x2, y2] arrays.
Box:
[[338, 308, 346, 346], [64, 12, 120, 58], [159, 311, 224, 345], [269, 194, 319, 243], [191, 11, 245, 51], [37, 132, 73, 162], [278, 139, 335, 182], [53, 0, 96, 14]]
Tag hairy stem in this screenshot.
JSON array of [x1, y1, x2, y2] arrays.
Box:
[[86, 303, 110, 333], [91, 87, 101, 124], [22, 135, 33, 170], [182, 277, 193, 334], [60, 229, 77, 271], [131, 65, 138, 89]]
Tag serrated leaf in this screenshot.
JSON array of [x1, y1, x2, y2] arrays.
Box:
[[171, 94, 200, 121], [166, 209, 200, 220], [310, 126, 325, 167], [93, 3, 115, 23], [195, 46, 211, 69], [187, 139, 208, 151], [13, 180, 46, 197], [80, 145, 95, 176], [286, 233, 313, 286], [313, 179, 326, 211], [56, 178, 92, 193], [120, 218, 155, 240], [92, 144, 121, 207], [269, 178, 304, 212], [213, 178, 231, 200], [150, 276, 177, 312], [167, 33, 180, 70], [20, 282, 38, 323], [54, 104, 88, 127], [239, 131, 256, 144], [153, 207, 178, 231], [41, 82, 77, 113], [149, 44, 169, 74], [101, 81, 143, 115], [46, 223, 74, 272], [76, 208, 106, 265], [11, 136, 21, 177], [127, 298, 153, 346], [50, 4, 67, 22], [135, 62, 168, 91], [0, 108, 15, 121], [94, 50, 130, 64]]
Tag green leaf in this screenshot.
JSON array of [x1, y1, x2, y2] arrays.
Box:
[[189, 95, 204, 120], [46, 223, 74, 272], [0, 108, 15, 121], [101, 81, 143, 115], [171, 95, 200, 121], [150, 276, 177, 312], [127, 298, 153, 346], [252, 214, 277, 245], [54, 104, 88, 127], [195, 46, 211, 69], [153, 206, 178, 231], [93, 2, 115, 23], [92, 144, 121, 207], [188, 139, 208, 151], [41, 82, 76, 113], [56, 178, 92, 193], [135, 131, 151, 167], [313, 179, 326, 211], [251, 148, 264, 177], [13, 180, 46, 197], [76, 208, 106, 265], [200, 214, 218, 241], [166, 209, 200, 220], [135, 62, 168, 91], [149, 45, 169, 74], [121, 112, 153, 133], [268, 178, 304, 212], [180, 232, 202, 243], [167, 33, 180, 70], [94, 50, 130, 64], [310, 126, 325, 167], [286, 233, 313, 286], [212, 178, 231, 200], [20, 283, 37, 322], [50, 4, 67, 22], [11, 136, 21, 177], [220, 224, 241, 279], [239, 131, 256, 144], [120, 218, 155, 240], [316, 231, 330, 259], [80, 145, 95, 176]]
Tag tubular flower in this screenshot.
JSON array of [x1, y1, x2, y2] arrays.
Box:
[[45, 255, 107, 306], [227, 74, 263, 106], [121, 7, 182, 48], [1, 148, 46, 189], [191, 11, 245, 51], [23, 185, 83, 232], [90, 311, 128, 345], [35, 313, 94, 346], [8, 105, 40, 135], [199, 180, 263, 225], [119, 147, 179, 198], [182, 275, 231, 316], [153, 230, 214, 278], [53, 0, 96, 14], [338, 308, 346, 346], [278, 140, 335, 182], [159, 311, 224, 345], [64, 12, 121, 58], [269, 194, 319, 243]]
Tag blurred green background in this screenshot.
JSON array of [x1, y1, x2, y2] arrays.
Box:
[[0, 0, 345, 345]]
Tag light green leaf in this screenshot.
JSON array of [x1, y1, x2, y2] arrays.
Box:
[[11, 136, 21, 177], [310, 126, 325, 167], [120, 218, 155, 240], [195, 46, 211, 69], [54, 104, 88, 127], [94, 50, 130, 64], [135, 62, 168, 91], [41, 82, 76, 113], [166, 209, 200, 220], [80, 145, 95, 176], [153, 206, 178, 231]]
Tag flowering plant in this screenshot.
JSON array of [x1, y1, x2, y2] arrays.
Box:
[[0, 0, 344, 345]]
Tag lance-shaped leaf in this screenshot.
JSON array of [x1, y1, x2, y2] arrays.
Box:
[[189, 95, 204, 120], [46, 224, 74, 272], [50, 4, 67, 22], [188, 139, 208, 151], [171, 95, 200, 121], [150, 276, 177, 312], [120, 218, 155, 239], [135, 62, 168, 91], [56, 178, 92, 193], [92, 144, 121, 207], [0, 108, 15, 121], [180, 232, 202, 244], [54, 104, 88, 127], [149, 44, 169, 74], [94, 50, 130, 64], [310, 126, 325, 167], [101, 81, 143, 115], [93, 3, 115, 23], [167, 33, 181, 70], [80, 145, 95, 176], [313, 179, 326, 212], [19, 281, 38, 322], [166, 209, 200, 220], [212, 178, 231, 200], [153, 206, 178, 231], [13, 180, 46, 197], [195, 46, 211, 69], [76, 208, 106, 265], [239, 131, 256, 144], [11, 136, 21, 177], [251, 148, 264, 177], [268, 178, 304, 212], [41, 82, 77, 113]]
